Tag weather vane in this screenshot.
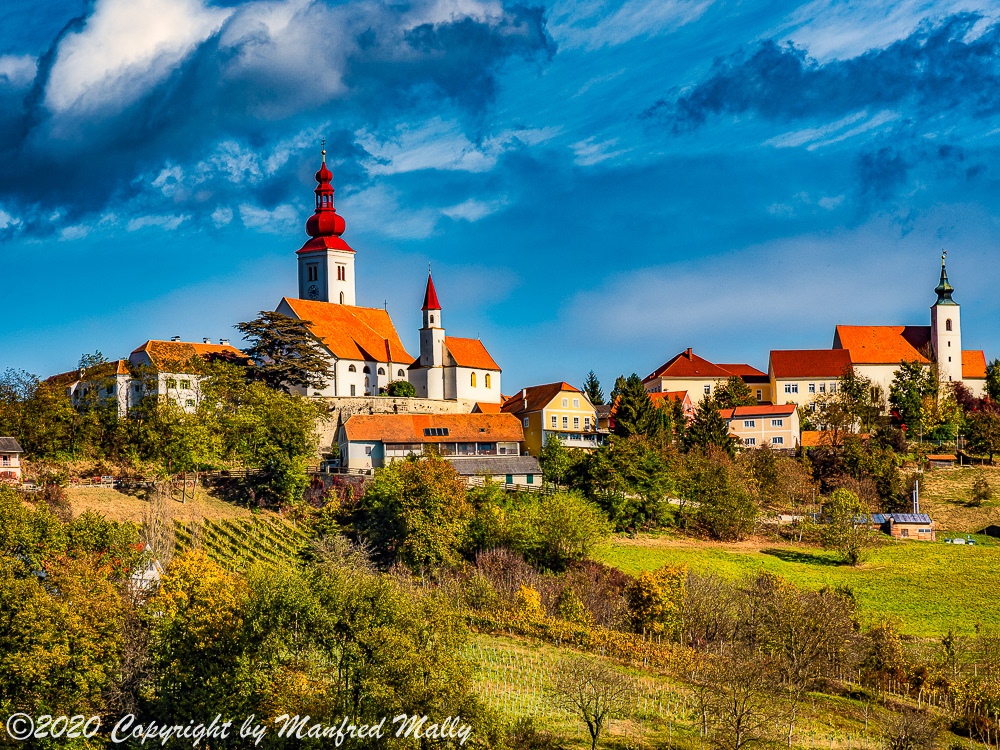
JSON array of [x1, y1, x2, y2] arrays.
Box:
[[942, 249, 947, 266], [321, 137, 326, 162]]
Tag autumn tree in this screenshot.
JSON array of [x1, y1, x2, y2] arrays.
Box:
[[552, 656, 634, 750], [235, 310, 333, 392], [966, 410, 1000, 464], [625, 564, 686, 636], [889, 360, 936, 430], [821, 488, 880, 565]]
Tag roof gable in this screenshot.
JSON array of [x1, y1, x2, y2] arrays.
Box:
[[0, 437, 23, 453], [644, 349, 734, 382], [444, 337, 501, 371], [130, 341, 246, 372], [280, 298, 413, 363], [833, 325, 931, 364], [501, 382, 583, 415], [769, 349, 852, 379]]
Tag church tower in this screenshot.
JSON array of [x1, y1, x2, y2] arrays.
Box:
[[297, 150, 355, 305], [930, 252, 962, 384], [418, 271, 445, 399]]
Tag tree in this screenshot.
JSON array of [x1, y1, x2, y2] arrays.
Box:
[[701, 652, 781, 750], [386, 380, 416, 397], [970, 473, 994, 507], [838, 367, 885, 433], [552, 656, 634, 750], [821, 488, 880, 565], [684, 450, 758, 540], [966, 410, 1000, 464], [235, 311, 333, 393], [584, 435, 676, 530], [506, 492, 611, 570], [584, 370, 605, 405], [889, 360, 936, 430], [684, 396, 739, 458], [625, 564, 686, 636], [714, 375, 756, 409], [539, 435, 573, 485], [612, 374, 661, 439], [988, 358, 1000, 403]]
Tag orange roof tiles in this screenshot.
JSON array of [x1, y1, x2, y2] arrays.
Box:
[[502, 382, 583, 415], [281, 298, 413, 363], [770, 349, 852, 379], [131, 340, 246, 372], [833, 325, 931, 364], [45, 360, 130, 386], [962, 350, 987, 379], [644, 348, 733, 381], [444, 337, 500, 370], [472, 402, 502, 413], [343, 413, 524, 443], [717, 363, 768, 380]]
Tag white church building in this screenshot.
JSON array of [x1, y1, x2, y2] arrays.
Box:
[[277, 150, 502, 402]]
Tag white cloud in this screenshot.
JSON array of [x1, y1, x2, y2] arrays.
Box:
[[126, 214, 189, 232], [238, 203, 298, 232], [818, 195, 845, 209], [442, 197, 509, 222], [764, 110, 899, 151], [570, 136, 629, 166], [199, 141, 264, 184], [549, 0, 713, 50], [211, 207, 234, 227], [340, 184, 439, 240], [60, 224, 92, 241], [45, 0, 232, 114], [0, 208, 22, 230], [0, 55, 37, 88]]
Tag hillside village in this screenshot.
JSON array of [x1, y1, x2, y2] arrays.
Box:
[[5, 153, 1000, 750]]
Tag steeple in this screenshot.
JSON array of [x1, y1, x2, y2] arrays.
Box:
[[300, 148, 350, 253], [422, 270, 441, 311], [934, 251, 956, 305], [297, 148, 356, 304]]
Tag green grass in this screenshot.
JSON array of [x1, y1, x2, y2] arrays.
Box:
[[595, 536, 1000, 637]]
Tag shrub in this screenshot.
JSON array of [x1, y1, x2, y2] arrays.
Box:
[[464, 574, 501, 612], [516, 585, 543, 619], [385, 380, 416, 397], [625, 564, 686, 637], [970, 473, 993, 507], [555, 587, 593, 626]]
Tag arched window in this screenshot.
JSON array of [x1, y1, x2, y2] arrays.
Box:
[[397, 369, 404, 377], [430, 315, 435, 325], [339, 292, 345, 304], [365, 377, 369, 388], [363, 366, 371, 373], [378, 367, 385, 375], [471, 372, 477, 387], [485, 373, 491, 388], [946, 318, 953, 331], [348, 364, 356, 372]]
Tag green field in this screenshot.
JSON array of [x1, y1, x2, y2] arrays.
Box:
[[596, 536, 1000, 637]]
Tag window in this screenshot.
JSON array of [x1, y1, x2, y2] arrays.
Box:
[[551, 415, 557, 427], [946, 318, 952, 331], [423, 428, 450, 436], [562, 416, 568, 428], [573, 417, 580, 428], [363, 366, 371, 373], [348, 365, 356, 372], [808, 383, 815, 393], [350, 385, 356, 396], [340, 292, 344, 304], [704, 385, 711, 395], [584, 417, 591, 429], [901, 528, 909, 538], [948, 341, 951, 347], [573, 398, 580, 408], [744, 420, 755, 428], [526, 474, 534, 485], [307, 264, 318, 282], [365, 446, 372, 456], [397, 369, 404, 377], [485, 373, 491, 388], [166, 378, 177, 389], [771, 436, 784, 445], [106, 385, 113, 395], [771, 419, 783, 427], [430, 315, 435, 325], [1, 456, 8, 466], [829, 383, 837, 393], [364, 377, 369, 388], [505, 474, 513, 484], [562, 398, 568, 407], [185, 399, 195, 407], [948, 356, 951, 362], [180, 380, 190, 389], [378, 367, 385, 375], [337, 265, 346, 281], [471, 372, 477, 387], [819, 383, 826, 393], [744, 438, 756, 446], [524, 417, 529, 428], [756, 389, 762, 401]]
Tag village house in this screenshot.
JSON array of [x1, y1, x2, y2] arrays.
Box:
[[720, 404, 800, 448], [767, 349, 852, 411], [46, 360, 135, 417], [643, 349, 770, 405], [445, 455, 543, 488], [649, 390, 695, 421], [501, 383, 601, 456], [337, 413, 523, 470], [128, 338, 247, 413], [0, 438, 23, 485], [869, 513, 937, 541]]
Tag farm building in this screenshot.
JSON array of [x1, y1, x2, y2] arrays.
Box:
[[869, 513, 936, 541], [927, 454, 957, 469], [445, 456, 543, 488], [0, 437, 23, 485]]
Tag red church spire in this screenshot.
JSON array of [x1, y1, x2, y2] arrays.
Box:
[[299, 148, 353, 254], [422, 270, 441, 310]]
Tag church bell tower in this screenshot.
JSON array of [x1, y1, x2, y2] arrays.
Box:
[[930, 251, 962, 384], [297, 149, 356, 305]]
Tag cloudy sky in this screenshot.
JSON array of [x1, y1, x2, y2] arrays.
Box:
[[2, 0, 999, 392]]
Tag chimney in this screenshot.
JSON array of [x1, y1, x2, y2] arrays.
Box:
[[203, 337, 212, 344], [685, 348, 692, 358], [170, 335, 181, 342], [219, 339, 230, 346]]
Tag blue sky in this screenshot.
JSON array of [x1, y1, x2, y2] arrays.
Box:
[[2, 0, 999, 393]]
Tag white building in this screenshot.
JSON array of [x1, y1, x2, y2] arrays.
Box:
[[407, 273, 502, 403], [129, 338, 247, 412], [0, 437, 23, 485]]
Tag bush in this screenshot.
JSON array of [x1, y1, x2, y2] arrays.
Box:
[[385, 380, 416, 397], [970, 473, 993, 507], [464, 574, 501, 612], [625, 564, 686, 637], [516, 585, 543, 619], [555, 587, 592, 626], [506, 491, 611, 570]]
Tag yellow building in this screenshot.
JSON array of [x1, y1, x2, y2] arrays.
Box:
[[501, 382, 601, 456]]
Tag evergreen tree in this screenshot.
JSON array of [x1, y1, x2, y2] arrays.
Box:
[[713, 375, 756, 408], [987, 358, 1000, 403], [235, 311, 334, 393], [583, 370, 605, 405], [613, 374, 660, 440], [683, 396, 739, 458], [609, 375, 628, 409], [888, 360, 935, 430]]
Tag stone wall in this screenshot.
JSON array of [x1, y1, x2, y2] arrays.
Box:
[[312, 396, 475, 456]]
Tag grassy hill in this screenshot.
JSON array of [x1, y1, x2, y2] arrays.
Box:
[[596, 534, 1000, 637]]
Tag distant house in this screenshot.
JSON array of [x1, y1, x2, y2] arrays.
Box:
[[768, 349, 852, 411], [927, 454, 957, 469], [501, 383, 601, 456], [46, 360, 135, 418], [869, 513, 936, 541], [0, 438, 23, 485], [643, 348, 768, 404], [129, 543, 165, 591], [445, 455, 543, 488], [471, 401, 502, 414], [720, 404, 800, 449], [129, 338, 248, 413], [338, 413, 524, 469], [650, 390, 695, 421]]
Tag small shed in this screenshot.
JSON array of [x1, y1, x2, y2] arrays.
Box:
[[446, 455, 543, 488], [982, 525, 1000, 539], [0, 437, 24, 485], [881, 513, 936, 541], [927, 454, 957, 469]]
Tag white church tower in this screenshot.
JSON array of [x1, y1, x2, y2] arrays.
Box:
[[297, 149, 356, 305], [416, 271, 446, 399], [930, 251, 962, 384]]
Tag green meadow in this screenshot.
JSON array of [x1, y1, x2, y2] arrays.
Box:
[[595, 536, 1000, 638]]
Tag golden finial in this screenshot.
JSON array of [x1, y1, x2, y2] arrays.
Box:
[[942, 249, 947, 267], [321, 137, 327, 164]]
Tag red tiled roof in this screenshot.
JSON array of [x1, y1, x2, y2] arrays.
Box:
[[927, 454, 957, 460], [717, 364, 767, 378], [502, 382, 582, 415], [719, 404, 797, 419], [963, 350, 987, 379], [444, 337, 500, 370], [130, 341, 246, 372], [649, 391, 691, 405], [770, 349, 852, 379], [342, 413, 523, 443], [47, 359, 132, 385], [280, 298, 413, 363], [472, 402, 502, 413], [833, 325, 931, 364], [644, 348, 734, 382]]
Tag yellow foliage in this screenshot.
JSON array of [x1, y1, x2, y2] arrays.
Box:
[[516, 585, 543, 619]]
